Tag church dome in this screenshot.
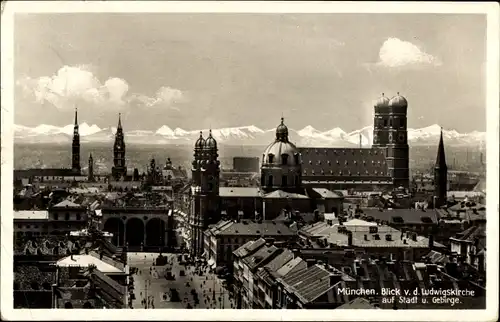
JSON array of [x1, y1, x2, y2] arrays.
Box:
[[204, 130, 217, 150], [374, 93, 390, 107], [262, 140, 300, 166], [195, 131, 205, 149], [389, 93, 408, 107]]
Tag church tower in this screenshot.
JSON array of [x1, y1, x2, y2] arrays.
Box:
[[372, 93, 410, 189], [88, 153, 94, 182], [112, 113, 127, 180], [71, 108, 81, 174], [189, 130, 220, 257], [434, 128, 448, 208]]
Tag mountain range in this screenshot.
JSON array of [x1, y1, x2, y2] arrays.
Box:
[[13, 123, 486, 147]]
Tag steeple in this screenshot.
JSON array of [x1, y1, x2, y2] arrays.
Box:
[[434, 127, 448, 208], [88, 153, 94, 182], [71, 107, 81, 173], [435, 127, 447, 170], [112, 113, 126, 180], [276, 117, 289, 142]]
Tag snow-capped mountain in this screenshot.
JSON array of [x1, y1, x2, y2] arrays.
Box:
[[14, 122, 486, 147]]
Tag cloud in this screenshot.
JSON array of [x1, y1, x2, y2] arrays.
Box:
[[376, 38, 441, 68], [17, 65, 184, 111], [128, 86, 186, 110]]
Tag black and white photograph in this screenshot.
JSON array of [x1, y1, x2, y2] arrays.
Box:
[[1, 1, 498, 321]]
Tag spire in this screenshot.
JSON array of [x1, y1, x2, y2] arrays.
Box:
[[435, 127, 447, 169], [74, 107, 78, 127], [89, 153, 93, 161], [117, 113, 122, 130]]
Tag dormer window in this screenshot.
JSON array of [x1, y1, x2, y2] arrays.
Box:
[[268, 154, 274, 163], [336, 160, 340, 164], [309, 160, 313, 165], [294, 153, 300, 164], [281, 154, 288, 165], [345, 160, 348, 165]]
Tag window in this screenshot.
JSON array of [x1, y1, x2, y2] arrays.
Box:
[[282, 175, 288, 186], [389, 118, 393, 127], [383, 119, 388, 127], [26, 225, 31, 229], [17, 224, 22, 229], [76, 214, 81, 221], [281, 154, 288, 165], [294, 153, 300, 164], [294, 175, 299, 186], [65, 213, 70, 221], [54, 213, 59, 221], [268, 154, 274, 163], [268, 175, 273, 186]]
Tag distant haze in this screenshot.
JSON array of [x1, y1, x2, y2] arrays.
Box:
[[14, 14, 486, 132]]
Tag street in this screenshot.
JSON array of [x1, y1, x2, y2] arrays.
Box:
[[127, 252, 235, 309]]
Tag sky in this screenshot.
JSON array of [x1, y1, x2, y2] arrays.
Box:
[[14, 13, 486, 132]]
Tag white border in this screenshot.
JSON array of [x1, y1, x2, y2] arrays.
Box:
[[1, 1, 499, 321]]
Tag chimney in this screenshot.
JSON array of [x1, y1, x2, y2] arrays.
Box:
[[347, 231, 353, 246], [411, 233, 418, 242], [306, 259, 316, 268], [428, 234, 434, 249], [265, 238, 275, 246]]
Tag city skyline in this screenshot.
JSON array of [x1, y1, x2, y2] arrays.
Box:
[[14, 13, 486, 132]]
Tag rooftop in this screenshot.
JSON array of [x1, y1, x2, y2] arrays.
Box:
[[336, 297, 379, 309], [360, 208, 439, 224], [53, 199, 83, 208], [212, 220, 297, 236], [219, 187, 263, 198], [264, 190, 309, 199], [298, 147, 391, 181], [56, 254, 125, 274], [14, 210, 49, 221]]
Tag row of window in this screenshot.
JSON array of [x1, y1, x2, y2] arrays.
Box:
[[261, 175, 300, 187], [264, 153, 300, 165], [52, 213, 83, 221], [307, 160, 386, 166], [303, 169, 386, 176], [16, 223, 77, 229]]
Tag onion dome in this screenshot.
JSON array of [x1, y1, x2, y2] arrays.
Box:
[[204, 129, 217, 150], [276, 117, 289, 142], [195, 131, 205, 150], [374, 93, 390, 107], [389, 92, 408, 107]]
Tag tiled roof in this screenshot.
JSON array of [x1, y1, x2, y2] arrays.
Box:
[[454, 226, 485, 242], [233, 238, 267, 258], [280, 264, 334, 304], [264, 249, 294, 273], [298, 148, 392, 182], [422, 250, 450, 264], [242, 245, 280, 270], [275, 257, 307, 277], [216, 220, 297, 236], [307, 188, 344, 199], [14, 210, 49, 220], [360, 208, 439, 224], [219, 187, 263, 198], [336, 297, 379, 309], [264, 190, 309, 199], [53, 199, 82, 208]]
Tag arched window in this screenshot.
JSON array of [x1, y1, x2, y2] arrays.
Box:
[[268, 154, 274, 164], [389, 118, 393, 127], [268, 175, 274, 187], [261, 175, 265, 186], [294, 153, 300, 164], [83, 301, 92, 308], [281, 154, 288, 165], [282, 175, 288, 187], [383, 119, 388, 127]]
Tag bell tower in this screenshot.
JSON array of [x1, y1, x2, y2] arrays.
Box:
[[88, 153, 94, 182], [373, 93, 409, 189], [112, 113, 127, 180], [71, 108, 81, 174]]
